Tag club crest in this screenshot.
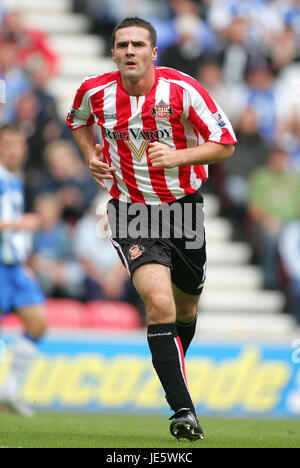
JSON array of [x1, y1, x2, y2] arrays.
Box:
[[151, 100, 174, 121], [128, 244, 145, 261]]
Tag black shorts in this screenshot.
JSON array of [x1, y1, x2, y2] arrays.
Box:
[[107, 190, 206, 296]]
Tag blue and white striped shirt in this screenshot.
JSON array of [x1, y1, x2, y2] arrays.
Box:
[[0, 165, 32, 264]]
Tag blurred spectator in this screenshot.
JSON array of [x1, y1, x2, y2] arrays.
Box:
[[208, 0, 254, 32], [73, 192, 128, 300], [29, 193, 85, 299], [16, 92, 48, 169], [73, 193, 144, 317], [195, 56, 243, 203], [0, 9, 58, 77], [248, 147, 300, 290], [279, 0, 300, 37], [222, 108, 269, 239], [29, 140, 99, 218], [14, 92, 70, 185], [83, 0, 172, 54], [159, 13, 215, 78], [217, 16, 255, 86], [278, 101, 300, 172], [86, 0, 171, 25], [240, 59, 288, 142], [0, 42, 31, 124], [28, 57, 60, 123], [0, 1, 5, 23], [208, 0, 283, 46], [196, 56, 244, 124], [289, 104, 300, 171], [278, 214, 300, 324], [266, 24, 300, 73], [155, 0, 209, 56]]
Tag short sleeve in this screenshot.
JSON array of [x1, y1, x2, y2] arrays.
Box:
[[185, 80, 237, 145], [66, 79, 95, 130]]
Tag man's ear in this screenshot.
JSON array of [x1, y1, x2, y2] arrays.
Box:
[[152, 47, 158, 63]]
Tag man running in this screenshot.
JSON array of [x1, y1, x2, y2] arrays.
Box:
[[67, 17, 237, 441]]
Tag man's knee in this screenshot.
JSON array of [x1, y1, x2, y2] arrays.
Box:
[[176, 304, 198, 324], [29, 317, 47, 339], [145, 292, 175, 324], [17, 305, 47, 339], [133, 263, 176, 324]]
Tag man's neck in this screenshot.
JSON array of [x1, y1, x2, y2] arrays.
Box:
[[120, 66, 156, 96]]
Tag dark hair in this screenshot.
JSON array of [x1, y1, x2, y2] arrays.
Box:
[[0, 123, 23, 139], [112, 17, 157, 48]]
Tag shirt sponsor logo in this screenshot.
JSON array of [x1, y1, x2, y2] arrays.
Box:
[[103, 127, 172, 141], [104, 127, 173, 162], [125, 140, 149, 162]]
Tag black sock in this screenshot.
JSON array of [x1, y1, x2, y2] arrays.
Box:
[[147, 323, 195, 414], [175, 314, 198, 356]]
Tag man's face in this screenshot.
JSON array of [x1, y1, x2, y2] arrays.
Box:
[[0, 130, 27, 172], [112, 26, 157, 81]]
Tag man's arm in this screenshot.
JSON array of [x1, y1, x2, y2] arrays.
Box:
[[148, 141, 235, 169], [72, 126, 116, 189], [0, 214, 40, 231], [72, 125, 97, 164]]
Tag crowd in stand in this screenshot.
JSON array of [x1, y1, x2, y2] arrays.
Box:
[[1, 0, 300, 324]]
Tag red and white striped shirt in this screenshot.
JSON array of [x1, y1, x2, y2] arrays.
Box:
[[67, 66, 237, 204]]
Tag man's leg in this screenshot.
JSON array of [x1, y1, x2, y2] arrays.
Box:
[[0, 304, 47, 416], [17, 304, 47, 340], [172, 283, 201, 356], [132, 263, 196, 415]]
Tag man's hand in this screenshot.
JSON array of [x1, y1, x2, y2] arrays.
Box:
[[148, 141, 179, 169], [89, 144, 117, 189], [149, 141, 235, 168]]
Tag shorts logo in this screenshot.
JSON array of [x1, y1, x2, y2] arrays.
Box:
[[151, 100, 174, 120], [128, 244, 145, 261]]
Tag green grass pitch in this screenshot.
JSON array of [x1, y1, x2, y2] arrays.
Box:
[[0, 412, 299, 448]]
